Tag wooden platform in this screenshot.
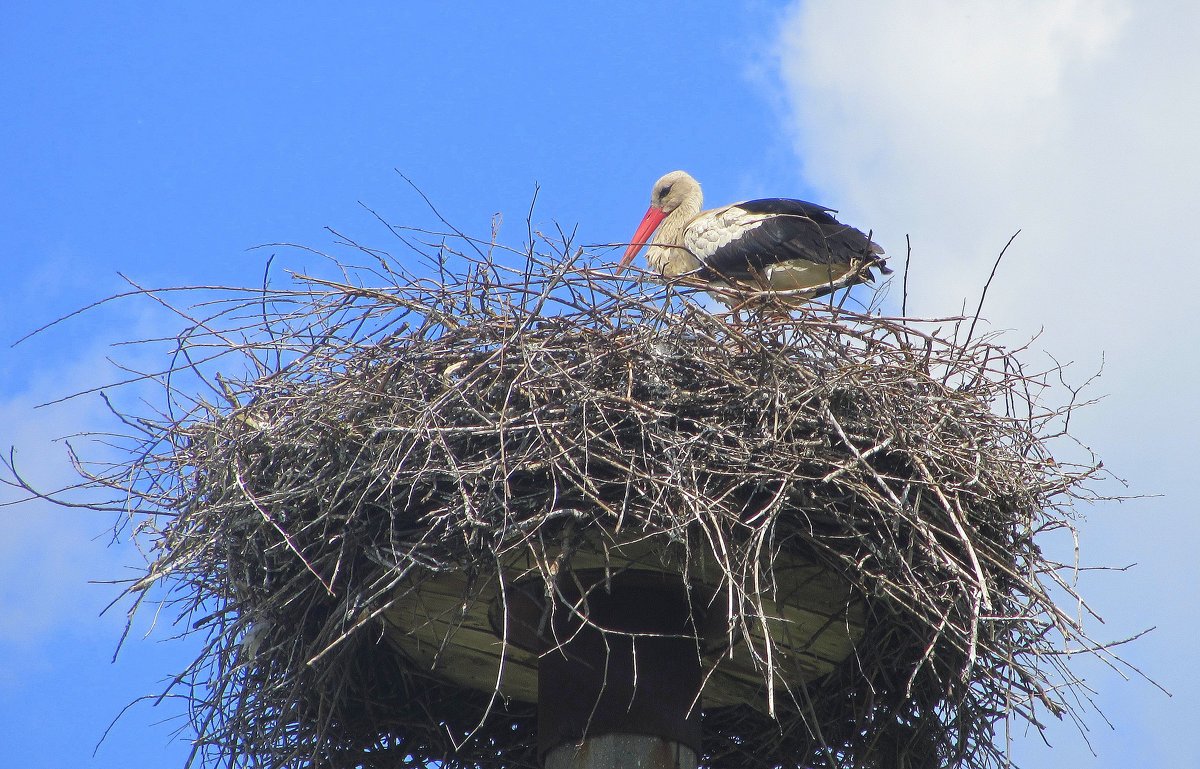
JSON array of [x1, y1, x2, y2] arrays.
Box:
[[382, 530, 864, 709]]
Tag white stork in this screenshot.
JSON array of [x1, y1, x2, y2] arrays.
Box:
[[618, 171, 889, 304]]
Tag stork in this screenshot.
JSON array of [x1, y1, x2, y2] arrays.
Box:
[[618, 171, 889, 304]]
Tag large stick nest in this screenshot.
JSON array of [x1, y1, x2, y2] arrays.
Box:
[[67, 221, 1113, 769]]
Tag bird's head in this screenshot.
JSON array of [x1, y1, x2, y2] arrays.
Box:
[[651, 170, 699, 215], [618, 170, 701, 272]]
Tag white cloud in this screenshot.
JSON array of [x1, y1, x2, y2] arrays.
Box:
[[777, 0, 1200, 327], [776, 2, 1200, 766], [0, 331, 168, 658], [1, 374, 119, 652], [787, 0, 1124, 166]]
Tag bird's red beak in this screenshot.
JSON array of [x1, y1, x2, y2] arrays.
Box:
[[617, 205, 667, 273]]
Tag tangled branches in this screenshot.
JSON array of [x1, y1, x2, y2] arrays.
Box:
[[45, 219, 1118, 769]]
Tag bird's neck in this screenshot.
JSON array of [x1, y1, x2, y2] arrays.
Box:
[[648, 189, 703, 274]]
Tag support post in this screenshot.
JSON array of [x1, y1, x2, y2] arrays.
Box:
[[537, 577, 702, 769]]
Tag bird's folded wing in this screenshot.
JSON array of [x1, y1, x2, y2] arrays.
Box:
[[684, 199, 885, 283]]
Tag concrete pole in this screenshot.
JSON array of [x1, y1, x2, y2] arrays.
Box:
[[544, 733, 697, 769]]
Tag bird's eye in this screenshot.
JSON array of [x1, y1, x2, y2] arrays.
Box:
[[659, 185, 673, 199]]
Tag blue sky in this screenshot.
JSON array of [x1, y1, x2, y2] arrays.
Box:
[[3, 2, 1196, 767]]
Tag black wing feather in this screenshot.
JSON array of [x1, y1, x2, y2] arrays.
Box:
[[698, 198, 887, 283]]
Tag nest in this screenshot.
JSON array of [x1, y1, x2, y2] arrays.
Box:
[[67, 223, 1113, 769]]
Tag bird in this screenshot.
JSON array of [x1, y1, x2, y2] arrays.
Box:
[[618, 171, 889, 305]]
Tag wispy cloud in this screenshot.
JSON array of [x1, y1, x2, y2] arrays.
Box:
[[0, 334, 162, 661]]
